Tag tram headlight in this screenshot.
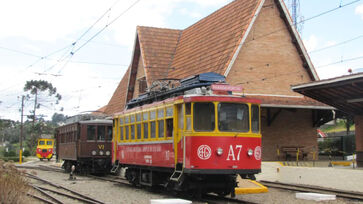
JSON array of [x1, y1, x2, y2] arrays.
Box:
[[106, 151, 110, 156], [99, 150, 104, 156], [216, 148, 223, 156], [92, 150, 97, 156], [247, 149, 253, 157]]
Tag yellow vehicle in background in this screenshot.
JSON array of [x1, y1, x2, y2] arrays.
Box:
[[36, 138, 55, 161]]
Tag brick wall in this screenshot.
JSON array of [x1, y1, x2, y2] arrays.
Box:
[[355, 116, 363, 166], [132, 55, 145, 98], [261, 108, 317, 161], [225, 0, 318, 161], [226, 0, 312, 95]]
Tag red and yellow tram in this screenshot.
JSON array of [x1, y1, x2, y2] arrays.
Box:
[[36, 138, 55, 161], [112, 72, 261, 196]]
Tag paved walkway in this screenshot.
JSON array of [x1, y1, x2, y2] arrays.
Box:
[[257, 162, 363, 193]]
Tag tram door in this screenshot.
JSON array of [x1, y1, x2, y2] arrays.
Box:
[[174, 104, 184, 165]]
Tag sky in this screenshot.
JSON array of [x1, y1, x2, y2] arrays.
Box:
[[0, 0, 363, 121]]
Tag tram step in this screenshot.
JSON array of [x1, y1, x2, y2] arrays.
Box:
[[110, 162, 120, 173], [170, 170, 183, 182]]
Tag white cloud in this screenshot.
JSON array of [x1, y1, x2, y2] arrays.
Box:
[[179, 8, 202, 19], [356, 4, 363, 20], [303, 35, 318, 52], [324, 41, 336, 47]]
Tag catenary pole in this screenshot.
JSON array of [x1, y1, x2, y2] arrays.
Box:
[[19, 95, 24, 164]]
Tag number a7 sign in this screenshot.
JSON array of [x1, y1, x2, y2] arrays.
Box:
[[226, 145, 242, 161]]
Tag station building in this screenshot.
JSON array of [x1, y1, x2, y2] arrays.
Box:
[[102, 0, 333, 160], [292, 73, 363, 167]]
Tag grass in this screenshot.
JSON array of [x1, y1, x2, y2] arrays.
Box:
[[320, 120, 355, 133], [0, 160, 30, 204]]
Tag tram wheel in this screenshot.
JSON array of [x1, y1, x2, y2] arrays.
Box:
[[40, 158, 43, 161], [64, 161, 72, 173]]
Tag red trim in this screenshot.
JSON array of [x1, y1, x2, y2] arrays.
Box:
[[184, 96, 261, 104]]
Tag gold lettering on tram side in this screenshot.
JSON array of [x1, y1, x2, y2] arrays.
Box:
[[98, 145, 105, 150]]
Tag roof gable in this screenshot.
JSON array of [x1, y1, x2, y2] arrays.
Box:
[[137, 26, 182, 84], [104, 67, 131, 115], [168, 0, 262, 79]]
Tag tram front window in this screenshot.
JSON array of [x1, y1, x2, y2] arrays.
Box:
[[193, 103, 215, 131], [218, 103, 249, 132], [39, 140, 45, 145]]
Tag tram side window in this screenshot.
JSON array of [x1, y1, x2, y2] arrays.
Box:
[[158, 120, 164, 138], [143, 123, 149, 140], [107, 126, 112, 141], [120, 127, 124, 141], [125, 126, 129, 140], [166, 118, 173, 138], [97, 126, 105, 141], [87, 125, 96, 140], [131, 125, 135, 140], [177, 105, 183, 131], [194, 103, 215, 131], [137, 124, 141, 140], [218, 103, 249, 132], [150, 121, 156, 139], [251, 105, 260, 133]]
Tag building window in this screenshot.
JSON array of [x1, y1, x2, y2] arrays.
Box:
[[138, 77, 147, 93]]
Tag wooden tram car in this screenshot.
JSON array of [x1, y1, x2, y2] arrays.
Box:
[[55, 117, 113, 173], [36, 138, 55, 161], [111, 72, 261, 197]]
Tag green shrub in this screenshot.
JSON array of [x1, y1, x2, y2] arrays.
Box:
[[4, 151, 16, 157], [0, 157, 21, 162], [23, 150, 30, 157]]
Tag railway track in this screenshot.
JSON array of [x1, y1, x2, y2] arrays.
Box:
[[260, 180, 363, 201], [18, 164, 255, 203], [25, 173, 105, 204]]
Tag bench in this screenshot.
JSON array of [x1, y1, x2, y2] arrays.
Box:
[[280, 146, 307, 161]]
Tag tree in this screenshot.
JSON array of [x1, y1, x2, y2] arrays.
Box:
[[24, 80, 62, 125], [51, 113, 68, 125], [23, 80, 62, 153]]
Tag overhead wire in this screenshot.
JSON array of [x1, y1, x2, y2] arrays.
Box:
[[0, 45, 41, 58], [71, 0, 142, 56], [246, 0, 362, 44], [308, 34, 363, 54], [316, 55, 363, 69]]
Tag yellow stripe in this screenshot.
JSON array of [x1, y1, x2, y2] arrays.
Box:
[[331, 161, 352, 166], [277, 161, 285, 166], [235, 180, 268, 194]]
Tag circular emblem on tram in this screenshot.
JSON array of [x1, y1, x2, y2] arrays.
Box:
[[254, 146, 261, 160], [197, 145, 212, 160]]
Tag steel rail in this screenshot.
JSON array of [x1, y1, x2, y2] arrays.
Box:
[[260, 180, 363, 201], [202, 194, 258, 204], [36, 185, 100, 204], [27, 192, 56, 204], [25, 173, 105, 204], [31, 185, 64, 204]]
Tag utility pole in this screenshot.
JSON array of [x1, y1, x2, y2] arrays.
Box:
[[19, 95, 25, 164], [287, 0, 303, 33]]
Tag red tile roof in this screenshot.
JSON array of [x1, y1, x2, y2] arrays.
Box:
[[137, 26, 182, 84], [104, 67, 131, 115], [250, 95, 331, 108], [105, 0, 322, 114], [168, 0, 261, 79]]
